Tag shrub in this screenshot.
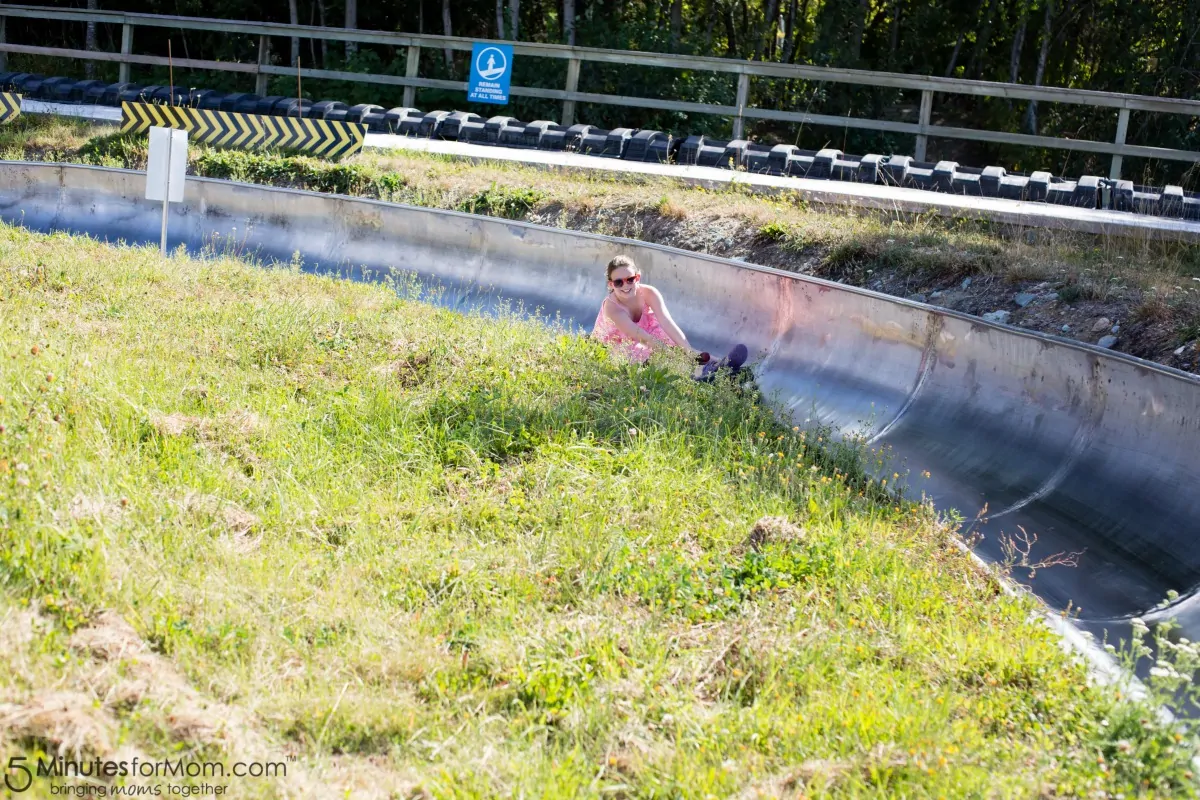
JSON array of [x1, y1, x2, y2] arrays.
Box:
[[192, 150, 407, 199], [757, 220, 791, 241], [79, 132, 148, 169], [457, 183, 546, 218]]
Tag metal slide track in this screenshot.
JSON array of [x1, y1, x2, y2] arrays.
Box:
[[3, 161, 1198, 643]]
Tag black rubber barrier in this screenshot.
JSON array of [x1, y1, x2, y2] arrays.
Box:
[[2, 70, 1197, 221]]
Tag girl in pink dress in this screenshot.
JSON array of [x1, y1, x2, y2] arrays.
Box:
[[590, 255, 696, 363]]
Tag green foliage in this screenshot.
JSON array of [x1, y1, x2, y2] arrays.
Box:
[[757, 220, 791, 242], [1057, 282, 1083, 304], [193, 150, 407, 197], [456, 182, 547, 218], [78, 131, 149, 168]]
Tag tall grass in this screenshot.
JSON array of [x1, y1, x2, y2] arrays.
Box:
[[0, 224, 1196, 797]]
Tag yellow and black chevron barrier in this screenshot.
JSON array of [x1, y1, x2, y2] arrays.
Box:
[[120, 102, 365, 159], [0, 93, 21, 125]]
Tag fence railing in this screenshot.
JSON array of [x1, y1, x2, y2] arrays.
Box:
[[1, 3, 1197, 180]]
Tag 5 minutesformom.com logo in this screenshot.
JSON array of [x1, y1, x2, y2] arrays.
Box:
[[5, 755, 288, 793]]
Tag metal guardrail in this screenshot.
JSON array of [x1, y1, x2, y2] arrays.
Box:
[[0, 3, 1197, 179]]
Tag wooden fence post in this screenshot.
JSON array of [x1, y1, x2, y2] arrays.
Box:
[[915, 89, 933, 161], [732, 72, 749, 140], [119, 24, 133, 84], [256, 35, 270, 95], [403, 45, 420, 108], [562, 57, 580, 126], [1110, 108, 1130, 180]]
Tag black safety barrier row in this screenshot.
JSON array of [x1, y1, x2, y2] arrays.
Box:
[[2, 70, 1197, 221]]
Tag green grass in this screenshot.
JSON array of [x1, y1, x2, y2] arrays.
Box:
[[1, 224, 1198, 797]]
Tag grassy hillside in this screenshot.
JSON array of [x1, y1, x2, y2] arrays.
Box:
[[0, 224, 1196, 797]]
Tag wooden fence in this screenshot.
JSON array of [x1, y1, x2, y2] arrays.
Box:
[[1, 3, 1197, 179]]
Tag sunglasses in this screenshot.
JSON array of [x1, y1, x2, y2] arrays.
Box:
[[610, 274, 640, 288]]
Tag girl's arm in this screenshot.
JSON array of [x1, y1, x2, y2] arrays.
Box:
[[602, 298, 672, 349], [642, 285, 695, 352]]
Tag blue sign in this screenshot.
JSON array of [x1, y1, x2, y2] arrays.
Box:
[[468, 43, 513, 105]]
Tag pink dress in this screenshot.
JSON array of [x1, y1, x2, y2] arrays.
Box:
[[591, 295, 677, 363]]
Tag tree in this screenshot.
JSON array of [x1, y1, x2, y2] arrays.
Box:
[[288, 0, 300, 67], [1010, 1, 1027, 82], [848, 0, 869, 64], [497, 0, 506, 38], [85, 0, 97, 80], [669, 0, 682, 51], [345, 0, 358, 60], [565, 0, 577, 45], [967, 0, 996, 78], [722, 1, 738, 57], [443, 0, 454, 68], [755, 0, 781, 61], [782, 0, 798, 62], [510, 0, 521, 40], [316, 0, 329, 66], [887, 0, 903, 68], [1025, 0, 1055, 133]]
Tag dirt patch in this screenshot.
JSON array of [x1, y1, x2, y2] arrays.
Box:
[[738, 745, 910, 797], [70, 610, 252, 748], [151, 410, 264, 439], [371, 352, 431, 387], [61, 611, 434, 796], [742, 516, 806, 553], [150, 409, 268, 477], [0, 690, 116, 757], [58, 493, 126, 524], [174, 492, 262, 550], [151, 411, 197, 437]]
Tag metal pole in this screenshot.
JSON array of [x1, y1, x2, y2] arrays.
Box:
[[0, 17, 7, 73], [403, 45, 420, 108], [256, 35, 270, 95], [160, 131, 172, 255], [732, 72, 749, 140], [562, 57, 580, 127], [915, 89, 933, 161], [119, 24, 133, 84], [1110, 107, 1130, 180]]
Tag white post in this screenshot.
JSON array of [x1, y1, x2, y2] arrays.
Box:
[[160, 125, 172, 254], [147, 127, 188, 256]]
